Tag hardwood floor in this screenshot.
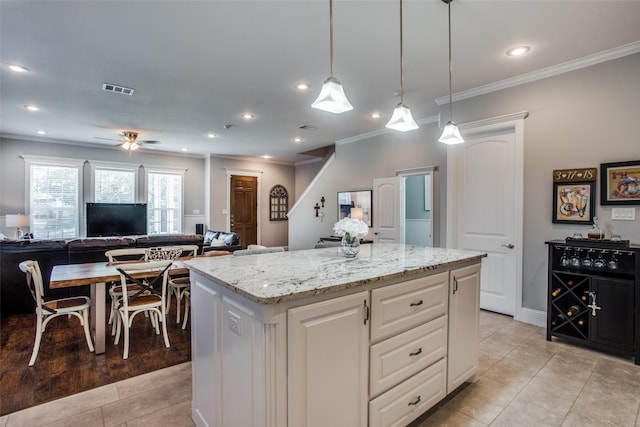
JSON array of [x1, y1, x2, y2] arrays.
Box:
[[0, 301, 191, 416]]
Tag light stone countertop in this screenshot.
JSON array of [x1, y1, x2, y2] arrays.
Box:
[[184, 243, 486, 305]]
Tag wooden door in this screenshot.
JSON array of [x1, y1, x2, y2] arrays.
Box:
[[373, 177, 401, 243], [288, 291, 369, 427], [449, 131, 519, 316], [230, 175, 257, 248]]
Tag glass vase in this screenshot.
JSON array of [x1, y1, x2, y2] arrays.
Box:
[[341, 235, 360, 258]]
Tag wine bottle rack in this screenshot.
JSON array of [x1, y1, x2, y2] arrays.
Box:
[[546, 240, 640, 364]]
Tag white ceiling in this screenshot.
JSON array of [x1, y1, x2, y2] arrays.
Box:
[[2, 1, 640, 164]]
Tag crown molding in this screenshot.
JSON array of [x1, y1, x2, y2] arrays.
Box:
[[336, 115, 439, 146], [435, 40, 640, 106]]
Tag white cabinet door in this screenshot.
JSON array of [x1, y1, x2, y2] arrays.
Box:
[[288, 291, 369, 427], [447, 263, 481, 394]]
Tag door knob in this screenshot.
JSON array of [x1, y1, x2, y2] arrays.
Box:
[[501, 244, 515, 249]]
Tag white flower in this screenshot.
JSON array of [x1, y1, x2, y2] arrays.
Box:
[[333, 217, 369, 242]]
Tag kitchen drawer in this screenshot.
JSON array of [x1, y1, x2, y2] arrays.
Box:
[[369, 358, 447, 427], [370, 314, 447, 398], [371, 272, 448, 342]]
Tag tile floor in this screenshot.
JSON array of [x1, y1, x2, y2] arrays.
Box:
[[2, 311, 640, 427]]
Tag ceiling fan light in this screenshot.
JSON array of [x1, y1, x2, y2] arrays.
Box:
[[130, 142, 140, 151], [122, 141, 131, 150], [438, 121, 464, 145], [311, 77, 353, 114], [385, 103, 419, 132]]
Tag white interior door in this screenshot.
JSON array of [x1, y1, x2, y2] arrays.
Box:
[[373, 177, 401, 243], [448, 130, 521, 316]]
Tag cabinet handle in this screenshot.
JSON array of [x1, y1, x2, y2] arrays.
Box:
[[363, 300, 370, 325], [586, 291, 602, 316], [409, 300, 423, 307], [409, 348, 423, 357], [453, 278, 459, 294], [408, 395, 421, 406]]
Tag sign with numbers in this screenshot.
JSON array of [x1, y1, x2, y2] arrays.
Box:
[[553, 168, 597, 183]]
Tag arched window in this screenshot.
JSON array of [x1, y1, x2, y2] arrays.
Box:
[[269, 185, 288, 221]]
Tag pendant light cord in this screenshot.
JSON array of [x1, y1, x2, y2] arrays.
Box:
[[447, 0, 453, 121], [329, 0, 334, 77], [399, 0, 405, 104]]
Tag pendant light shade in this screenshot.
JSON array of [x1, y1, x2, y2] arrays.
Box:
[[312, 0, 353, 114], [386, 0, 418, 132], [438, 0, 464, 145], [439, 121, 464, 145], [386, 103, 419, 132], [312, 76, 353, 114]]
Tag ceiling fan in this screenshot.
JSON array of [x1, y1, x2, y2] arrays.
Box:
[[94, 131, 160, 153]]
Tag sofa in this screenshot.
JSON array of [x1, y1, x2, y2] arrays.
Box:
[[1, 234, 204, 315], [202, 230, 242, 253]]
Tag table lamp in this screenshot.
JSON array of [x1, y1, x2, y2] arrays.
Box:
[[350, 207, 364, 221], [6, 214, 30, 239]]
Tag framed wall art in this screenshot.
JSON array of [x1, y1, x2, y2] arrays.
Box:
[[600, 160, 640, 205], [552, 168, 597, 224]]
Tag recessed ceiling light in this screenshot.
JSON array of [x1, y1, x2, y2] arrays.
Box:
[[371, 113, 382, 119], [207, 133, 217, 138], [241, 113, 254, 119], [9, 64, 29, 73], [36, 130, 46, 135], [262, 155, 272, 159], [296, 83, 309, 90], [293, 137, 302, 143], [25, 105, 40, 111], [506, 46, 531, 57], [182, 148, 188, 152]]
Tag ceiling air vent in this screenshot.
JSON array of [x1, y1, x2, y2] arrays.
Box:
[[298, 125, 317, 131], [102, 83, 134, 96]]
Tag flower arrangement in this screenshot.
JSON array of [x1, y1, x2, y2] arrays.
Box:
[[333, 217, 369, 244]]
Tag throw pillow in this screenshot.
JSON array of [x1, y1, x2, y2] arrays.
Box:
[[210, 238, 227, 247]]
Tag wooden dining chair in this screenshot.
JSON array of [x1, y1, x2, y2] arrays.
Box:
[[114, 260, 173, 359], [19, 260, 94, 366], [166, 244, 199, 325], [104, 248, 149, 335]]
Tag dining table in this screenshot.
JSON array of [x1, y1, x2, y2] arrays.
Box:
[[49, 259, 189, 354]]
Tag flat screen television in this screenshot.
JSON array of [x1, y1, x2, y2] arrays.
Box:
[[86, 203, 147, 237]]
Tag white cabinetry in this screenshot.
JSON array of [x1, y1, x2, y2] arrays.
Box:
[[447, 263, 481, 393], [288, 291, 370, 427]]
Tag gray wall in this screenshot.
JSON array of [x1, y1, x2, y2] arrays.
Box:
[[206, 156, 295, 248], [448, 52, 640, 312], [0, 138, 295, 246], [290, 52, 640, 316], [288, 125, 447, 250]]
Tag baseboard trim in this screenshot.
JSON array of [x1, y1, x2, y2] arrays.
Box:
[[515, 307, 546, 327]]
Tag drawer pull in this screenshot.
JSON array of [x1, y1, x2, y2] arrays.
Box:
[[409, 348, 423, 357], [408, 395, 421, 406], [409, 300, 423, 307]]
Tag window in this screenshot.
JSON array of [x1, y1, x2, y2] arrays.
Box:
[[94, 167, 136, 203], [269, 185, 288, 221], [25, 157, 83, 239], [147, 170, 183, 234]]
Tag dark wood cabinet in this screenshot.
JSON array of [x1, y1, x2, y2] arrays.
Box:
[[546, 239, 640, 364]]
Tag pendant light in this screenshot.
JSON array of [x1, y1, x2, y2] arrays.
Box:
[[438, 0, 464, 145], [386, 0, 418, 132], [311, 0, 353, 114]]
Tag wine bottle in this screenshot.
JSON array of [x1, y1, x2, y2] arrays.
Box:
[[581, 294, 588, 302], [577, 317, 586, 326], [551, 313, 566, 327], [551, 288, 562, 297], [567, 280, 574, 286], [566, 305, 580, 317]]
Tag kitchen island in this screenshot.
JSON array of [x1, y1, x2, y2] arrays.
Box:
[[185, 243, 486, 427]]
